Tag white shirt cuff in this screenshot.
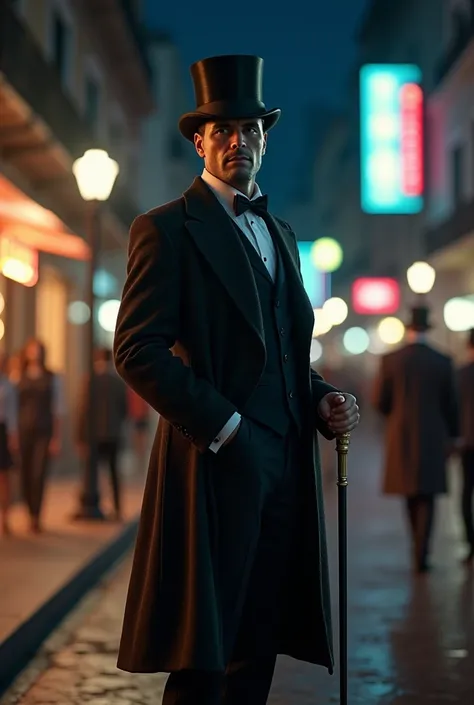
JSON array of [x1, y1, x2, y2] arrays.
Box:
[[209, 412, 241, 453]]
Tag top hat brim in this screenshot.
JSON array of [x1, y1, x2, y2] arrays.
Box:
[[178, 103, 281, 142]]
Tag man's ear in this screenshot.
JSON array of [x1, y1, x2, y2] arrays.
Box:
[[262, 132, 267, 156], [194, 131, 205, 158]]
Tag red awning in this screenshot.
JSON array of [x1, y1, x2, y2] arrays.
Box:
[[0, 175, 90, 261]]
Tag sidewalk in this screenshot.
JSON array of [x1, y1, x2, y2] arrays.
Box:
[[0, 462, 145, 695]]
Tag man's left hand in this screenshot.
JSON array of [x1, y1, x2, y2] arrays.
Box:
[[317, 392, 360, 435]]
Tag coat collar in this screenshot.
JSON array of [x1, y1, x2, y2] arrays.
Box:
[[183, 177, 314, 347]]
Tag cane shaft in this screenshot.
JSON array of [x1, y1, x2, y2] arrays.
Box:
[[338, 486, 348, 705], [336, 432, 350, 705]]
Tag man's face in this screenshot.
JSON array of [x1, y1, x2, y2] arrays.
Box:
[[194, 118, 267, 194]]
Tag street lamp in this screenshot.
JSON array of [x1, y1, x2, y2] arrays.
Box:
[[406, 261, 436, 294], [72, 149, 119, 519]]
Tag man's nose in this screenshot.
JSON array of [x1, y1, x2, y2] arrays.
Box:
[[230, 130, 246, 149]]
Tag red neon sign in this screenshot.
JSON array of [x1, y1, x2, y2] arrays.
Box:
[[400, 83, 423, 197], [352, 278, 400, 315]]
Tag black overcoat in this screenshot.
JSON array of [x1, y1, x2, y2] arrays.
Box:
[[113, 177, 336, 674]]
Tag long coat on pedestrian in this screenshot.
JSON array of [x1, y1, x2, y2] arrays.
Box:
[[372, 342, 459, 496], [113, 177, 337, 675]]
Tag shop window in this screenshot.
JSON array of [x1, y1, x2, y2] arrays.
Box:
[[51, 9, 71, 86]]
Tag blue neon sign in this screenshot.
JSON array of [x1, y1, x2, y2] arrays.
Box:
[[297, 241, 327, 308], [360, 64, 424, 214]]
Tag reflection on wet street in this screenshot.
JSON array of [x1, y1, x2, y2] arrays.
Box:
[[272, 419, 474, 704]]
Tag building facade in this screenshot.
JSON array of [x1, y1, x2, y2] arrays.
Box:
[[0, 0, 154, 458], [311, 0, 474, 363], [424, 0, 474, 355], [138, 31, 197, 211]]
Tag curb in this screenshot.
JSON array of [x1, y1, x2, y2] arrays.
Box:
[[0, 518, 138, 697]]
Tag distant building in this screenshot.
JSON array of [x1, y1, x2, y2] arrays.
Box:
[[138, 31, 197, 210], [0, 0, 154, 453]]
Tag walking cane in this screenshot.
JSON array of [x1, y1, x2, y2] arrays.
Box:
[[336, 431, 350, 705]]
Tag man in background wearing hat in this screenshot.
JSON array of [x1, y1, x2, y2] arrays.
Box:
[[113, 54, 359, 704], [457, 328, 474, 565], [372, 305, 460, 574]]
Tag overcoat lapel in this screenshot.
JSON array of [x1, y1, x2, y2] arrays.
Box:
[[264, 213, 315, 348], [184, 177, 265, 345]]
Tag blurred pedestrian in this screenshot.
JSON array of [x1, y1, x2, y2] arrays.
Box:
[[17, 338, 64, 533], [113, 54, 360, 704], [76, 347, 128, 520], [372, 305, 460, 573], [0, 352, 18, 536], [457, 328, 474, 565]]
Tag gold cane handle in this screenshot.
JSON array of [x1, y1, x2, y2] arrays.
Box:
[[336, 432, 351, 487]]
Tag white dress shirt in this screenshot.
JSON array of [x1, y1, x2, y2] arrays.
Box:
[[201, 168, 276, 453]]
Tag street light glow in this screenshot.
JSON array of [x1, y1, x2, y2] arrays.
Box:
[[310, 238, 343, 273], [343, 327, 370, 355], [73, 149, 119, 201], [322, 297, 348, 325], [406, 261, 436, 294], [378, 316, 405, 344], [98, 299, 121, 333], [443, 297, 474, 332]]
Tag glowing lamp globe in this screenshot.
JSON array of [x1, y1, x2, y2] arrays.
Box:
[[378, 316, 405, 345], [310, 238, 343, 273], [406, 261, 436, 294], [343, 327, 370, 355], [322, 297, 348, 325], [98, 299, 121, 333], [73, 149, 119, 201], [443, 297, 474, 332]]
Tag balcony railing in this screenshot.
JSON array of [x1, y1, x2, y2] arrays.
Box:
[[2, 2, 140, 229], [435, 5, 474, 85], [424, 197, 474, 255]]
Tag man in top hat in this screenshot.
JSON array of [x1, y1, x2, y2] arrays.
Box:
[[457, 328, 474, 565], [113, 54, 360, 703], [372, 305, 460, 573]]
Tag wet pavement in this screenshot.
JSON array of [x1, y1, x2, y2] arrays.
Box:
[[3, 420, 474, 704]]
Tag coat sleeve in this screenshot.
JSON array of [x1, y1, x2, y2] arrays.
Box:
[[113, 213, 237, 453], [442, 358, 460, 440], [372, 355, 392, 415]]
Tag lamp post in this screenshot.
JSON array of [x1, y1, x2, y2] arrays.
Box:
[[72, 149, 119, 519]]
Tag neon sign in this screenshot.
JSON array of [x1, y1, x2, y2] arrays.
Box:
[[297, 241, 327, 308], [352, 277, 400, 315], [360, 64, 424, 214]]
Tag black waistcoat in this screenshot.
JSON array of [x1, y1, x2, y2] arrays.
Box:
[[233, 221, 303, 436]]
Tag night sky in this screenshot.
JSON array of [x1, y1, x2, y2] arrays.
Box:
[[144, 0, 370, 209]]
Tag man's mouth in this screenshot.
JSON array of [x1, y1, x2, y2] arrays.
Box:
[[227, 155, 251, 163]]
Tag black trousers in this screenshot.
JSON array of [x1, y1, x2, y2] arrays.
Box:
[[19, 432, 51, 520], [162, 419, 301, 705], [97, 440, 121, 514], [405, 494, 435, 568], [461, 448, 474, 549]]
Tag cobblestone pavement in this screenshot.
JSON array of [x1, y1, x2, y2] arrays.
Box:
[[4, 422, 474, 704]]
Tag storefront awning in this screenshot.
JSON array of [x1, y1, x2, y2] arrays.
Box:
[[0, 175, 90, 261]]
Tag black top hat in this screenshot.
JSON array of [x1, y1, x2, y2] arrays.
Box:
[[406, 305, 433, 332], [178, 55, 281, 142]]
